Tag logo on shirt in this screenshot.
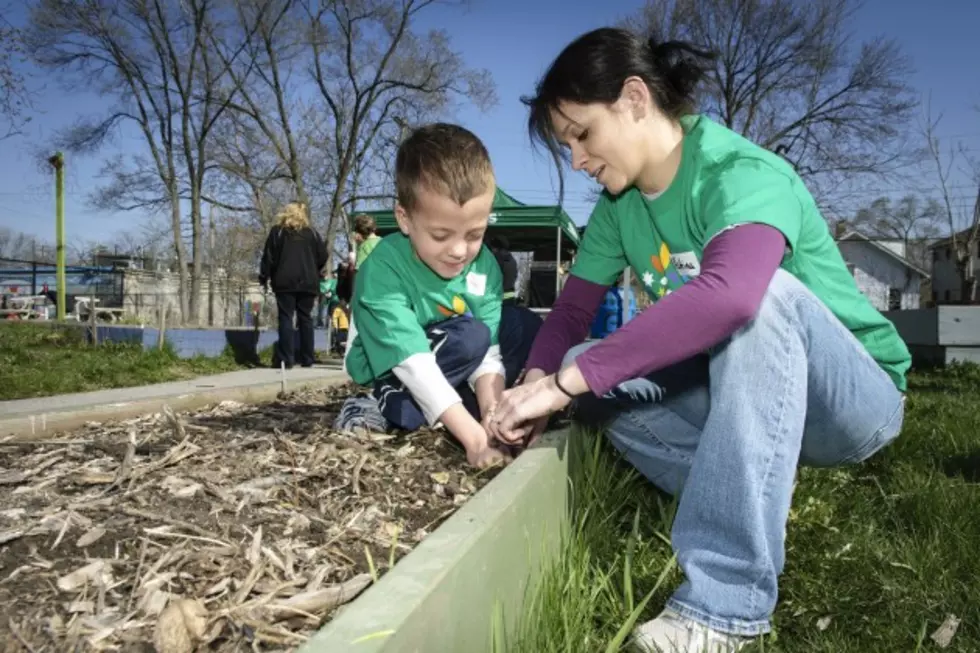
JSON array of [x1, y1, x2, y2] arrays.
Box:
[[642, 243, 693, 298], [437, 295, 471, 318]]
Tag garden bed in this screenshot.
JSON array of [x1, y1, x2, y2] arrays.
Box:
[[0, 384, 500, 652]]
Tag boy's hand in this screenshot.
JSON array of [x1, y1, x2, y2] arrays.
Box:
[[466, 441, 511, 469], [440, 403, 508, 469], [474, 372, 505, 421]]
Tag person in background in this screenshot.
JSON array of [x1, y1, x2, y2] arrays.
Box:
[[331, 299, 350, 353], [353, 214, 382, 270], [487, 27, 909, 652], [335, 260, 355, 304], [259, 202, 328, 369], [487, 236, 519, 306], [317, 270, 337, 328], [486, 235, 545, 385]]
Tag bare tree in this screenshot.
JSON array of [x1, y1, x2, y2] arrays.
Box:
[[208, 0, 315, 210], [27, 0, 249, 324], [0, 4, 32, 140], [624, 0, 918, 207], [303, 0, 496, 270], [850, 194, 943, 270], [924, 104, 980, 304], [0, 227, 48, 261]]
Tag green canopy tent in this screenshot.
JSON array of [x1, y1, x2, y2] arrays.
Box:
[[356, 187, 580, 258], [356, 188, 581, 305]]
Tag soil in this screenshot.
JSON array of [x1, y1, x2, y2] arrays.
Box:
[[0, 384, 503, 652]]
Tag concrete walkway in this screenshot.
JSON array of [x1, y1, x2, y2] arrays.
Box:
[[0, 363, 349, 440]]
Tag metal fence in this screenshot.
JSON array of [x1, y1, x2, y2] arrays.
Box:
[[0, 257, 125, 314]]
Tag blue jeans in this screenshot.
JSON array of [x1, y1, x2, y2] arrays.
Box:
[[374, 308, 542, 431], [563, 269, 905, 636]]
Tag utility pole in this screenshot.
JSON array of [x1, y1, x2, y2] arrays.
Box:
[[48, 152, 66, 320], [208, 207, 216, 326]]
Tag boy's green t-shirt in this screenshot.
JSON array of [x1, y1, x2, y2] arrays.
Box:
[[355, 234, 382, 269], [345, 233, 503, 386], [571, 115, 911, 391]]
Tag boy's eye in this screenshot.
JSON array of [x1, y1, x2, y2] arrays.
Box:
[[431, 233, 451, 242], [577, 129, 589, 141]]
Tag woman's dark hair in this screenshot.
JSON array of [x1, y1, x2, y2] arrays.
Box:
[[521, 28, 715, 202]]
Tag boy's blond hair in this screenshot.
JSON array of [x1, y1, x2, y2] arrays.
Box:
[[275, 202, 310, 230], [395, 123, 494, 213]]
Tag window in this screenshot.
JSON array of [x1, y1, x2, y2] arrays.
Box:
[[888, 288, 901, 310]]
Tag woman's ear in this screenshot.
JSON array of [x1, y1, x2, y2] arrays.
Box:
[[621, 76, 650, 122]]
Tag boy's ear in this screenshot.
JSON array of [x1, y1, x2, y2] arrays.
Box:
[[394, 203, 411, 236]]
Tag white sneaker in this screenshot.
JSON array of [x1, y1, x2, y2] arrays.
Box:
[[631, 608, 753, 653]]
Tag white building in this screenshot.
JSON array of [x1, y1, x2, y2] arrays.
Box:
[[928, 230, 980, 304], [836, 230, 929, 311]]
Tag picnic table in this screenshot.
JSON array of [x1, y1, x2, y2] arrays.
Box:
[[73, 296, 125, 323], [0, 295, 51, 320]]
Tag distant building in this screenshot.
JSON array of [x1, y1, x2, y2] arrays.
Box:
[[928, 228, 980, 304], [835, 230, 929, 311]]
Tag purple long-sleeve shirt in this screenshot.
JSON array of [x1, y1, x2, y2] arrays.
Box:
[[524, 223, 787, 396]]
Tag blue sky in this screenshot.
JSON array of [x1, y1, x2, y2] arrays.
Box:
[[1, 0, 978, 248]]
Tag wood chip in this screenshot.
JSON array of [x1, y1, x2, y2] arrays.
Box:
[[0, 384, 509, 651], [75, 527, 106, 548], [57, 560, 112, 592], [0, 529, 25, 545], [262, 573, 373, 622], [153, 598, 207, 653]]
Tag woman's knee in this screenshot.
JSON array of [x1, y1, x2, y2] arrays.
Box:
[[561, 340, 598, 369]]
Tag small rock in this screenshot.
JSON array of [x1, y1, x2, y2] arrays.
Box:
[[931, 614, 960, 649]]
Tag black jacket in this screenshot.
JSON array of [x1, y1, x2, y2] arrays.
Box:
[[259, 225, 328, 294], [493, 248, 518, 295]]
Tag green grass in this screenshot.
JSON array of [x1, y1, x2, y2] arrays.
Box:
[[0, 321, 246, 400], [506, 364, 980, 652]]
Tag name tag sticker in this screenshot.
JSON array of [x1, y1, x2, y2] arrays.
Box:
[[669, 251, 701, 278], [466, 272, 487, 296]]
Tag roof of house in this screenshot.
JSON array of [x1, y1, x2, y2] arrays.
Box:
[[927, 225, 980, 249], [836, 230, 930, 278]]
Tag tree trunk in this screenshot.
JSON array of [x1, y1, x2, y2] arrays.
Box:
[[189, 192, 203, 325], [324, 179, 349, 274], [169, 193, 190, 322]]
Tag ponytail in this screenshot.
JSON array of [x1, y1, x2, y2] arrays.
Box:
[[646, 39, 716, 118]]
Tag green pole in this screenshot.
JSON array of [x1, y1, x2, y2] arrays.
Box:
[[49, 152, 66, 320]]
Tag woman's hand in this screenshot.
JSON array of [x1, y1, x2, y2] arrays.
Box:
[[488, 373, 572, 444]]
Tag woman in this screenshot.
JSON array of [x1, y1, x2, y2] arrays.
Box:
[[487, 28, 910, 653], [259, 202, 328, 369]]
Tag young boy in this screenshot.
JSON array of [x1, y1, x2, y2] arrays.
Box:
[[343, 123, 525, 469], [331, 300, 349, 353], [352, 214, 381, 270]]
